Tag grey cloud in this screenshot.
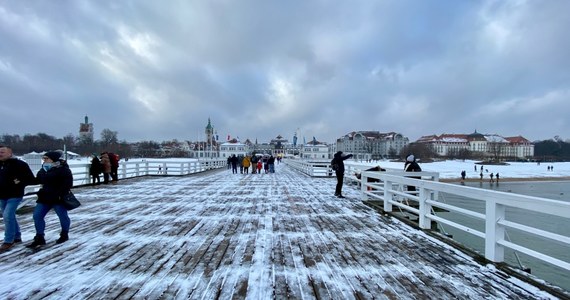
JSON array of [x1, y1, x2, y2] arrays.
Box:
[[1, 0, 569, 144]]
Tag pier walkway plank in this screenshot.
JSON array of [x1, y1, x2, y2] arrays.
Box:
[[0, 164, 558, 299]]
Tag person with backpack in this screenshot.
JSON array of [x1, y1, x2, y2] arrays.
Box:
[[332, 151, 353, 198]]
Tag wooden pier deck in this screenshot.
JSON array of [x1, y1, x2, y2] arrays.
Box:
[[0, 164, 560, 299]]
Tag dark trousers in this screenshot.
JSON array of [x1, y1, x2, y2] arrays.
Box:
[[335, 172, 344, 196], [91, 174, 100, 185], [111, 166, 118, 181]]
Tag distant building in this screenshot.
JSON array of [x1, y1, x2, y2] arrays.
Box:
[[251, 135, 294, 156], [79, 115, 94, 141], [219, 139, 248, 158], [300, 138, 329, 159], [336, 131, 409, 160], [415, 131, 534, 159]]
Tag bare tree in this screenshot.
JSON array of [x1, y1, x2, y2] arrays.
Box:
[[100, 129, 119, 149]]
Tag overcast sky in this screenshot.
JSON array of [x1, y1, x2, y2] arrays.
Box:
[[1, 1, 569, 144]]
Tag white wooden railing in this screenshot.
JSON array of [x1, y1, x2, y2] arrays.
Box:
[[283, 159, 334, 177], [20, 158, 227, 208], [285, 158, 570, 273], [360, 170, 570, 272]]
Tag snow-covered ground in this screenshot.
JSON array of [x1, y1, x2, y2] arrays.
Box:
[[350, 159, 570, 180]]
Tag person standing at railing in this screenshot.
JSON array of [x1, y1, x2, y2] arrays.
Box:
[[100, 153, 112, 184], [333, 151, 353, 198], [0, 145, 36, 252], [89, 154, 102, 185], [108, 152, 119, 183], [404, 154, 422, 192]]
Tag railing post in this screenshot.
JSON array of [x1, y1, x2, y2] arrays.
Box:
[[361, 174, 368, 201], [120, 162, 126, 179], [384, 180, 393, 212], [418, 186, 430, 229], [485, 200, 505, 262]]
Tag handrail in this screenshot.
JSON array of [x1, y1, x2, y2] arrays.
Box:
[[360, 171, 570, 272], [19, 158, 227, 209]]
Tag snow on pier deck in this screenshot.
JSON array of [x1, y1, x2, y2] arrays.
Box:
[[0, 164, 557, 299]]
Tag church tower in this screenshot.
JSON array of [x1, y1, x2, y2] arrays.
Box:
[[79, 115, 94, 141], [205, 118, 214, 143]]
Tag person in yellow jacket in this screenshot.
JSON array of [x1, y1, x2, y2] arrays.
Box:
[[242, 156, 251, 174]]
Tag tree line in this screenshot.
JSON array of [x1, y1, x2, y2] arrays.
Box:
[[2, 131, 569, 161], [0, 129, 132, 157]]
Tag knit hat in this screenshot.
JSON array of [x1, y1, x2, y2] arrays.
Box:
[[406, 154, 415, 162], [43, 151, 61, 161]]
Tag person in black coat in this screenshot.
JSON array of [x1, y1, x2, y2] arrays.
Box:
[[0, 145, 35, 251], [89, 154, 102, 185], [27, 151, 73, 248], [332, 151, 353, 198], [404, 154, 422, 192]]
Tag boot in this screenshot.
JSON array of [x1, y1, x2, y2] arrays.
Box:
[[56, 231, 69, 244], [26, 235, 46, 248]]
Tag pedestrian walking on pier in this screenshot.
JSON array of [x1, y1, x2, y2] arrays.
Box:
[[0, 145, 35, 251], [332, 151, 353, 198], [490, 173, 495, 183], [27, 151, 73, 248], [461, 170, 466, 181], [230, 155, 238, 174], [268, 155, 275, 173], [242, 156, 251, 174], [496, 173, 500, 182]]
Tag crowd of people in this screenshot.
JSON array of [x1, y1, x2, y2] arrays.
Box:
[[227, 154, 279, 174], [1, 146, 73, 251], [89, 152, 120, 185]]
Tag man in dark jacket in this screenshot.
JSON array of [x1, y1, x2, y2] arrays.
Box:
[[333, 151, 353, 198], [0, 145, 35, 251], [404, 154, 422, 192]]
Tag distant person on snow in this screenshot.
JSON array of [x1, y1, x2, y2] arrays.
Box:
[[332, 151, 353, 198], [404, 154, 422, 192]]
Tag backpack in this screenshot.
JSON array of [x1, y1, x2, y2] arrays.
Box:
[[331, 158, 338, 171]]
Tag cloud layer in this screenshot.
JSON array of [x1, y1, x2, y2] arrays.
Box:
[[1, 0, 569, 143]]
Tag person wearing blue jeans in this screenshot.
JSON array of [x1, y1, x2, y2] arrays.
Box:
[[26, 151, 73, 248], [0, 145, 35, 251], [33, 203, 70, 237]]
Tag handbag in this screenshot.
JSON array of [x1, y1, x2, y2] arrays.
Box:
[[62, 191, 81, 210]]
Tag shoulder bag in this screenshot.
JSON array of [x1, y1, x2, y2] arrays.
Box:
[[62, 191, 81, 210]]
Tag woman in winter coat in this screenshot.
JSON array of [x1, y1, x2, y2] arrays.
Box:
[[89, 155, 102, 185], [26, 151, 73, 248], [100, 153, 112, 184]]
